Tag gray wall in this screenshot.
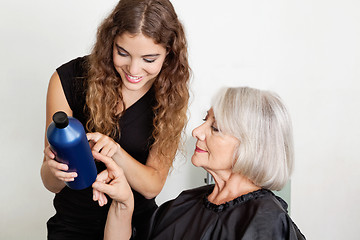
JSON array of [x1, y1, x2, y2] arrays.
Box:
[[1, 0, 360, 239]]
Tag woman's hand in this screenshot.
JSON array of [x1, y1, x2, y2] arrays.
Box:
[[87, 132, 121, 205], [43, 145, 77, 182], [92, 151, 133, 208], [87, 132, 120, 157]]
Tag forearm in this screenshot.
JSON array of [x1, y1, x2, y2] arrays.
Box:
[[40, 159, 66, 193], [104, 199, 134, 240], [113, 148, 168, 199]]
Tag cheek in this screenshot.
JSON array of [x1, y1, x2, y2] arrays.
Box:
[[112, 49, 118, 65], [210, 142, 236, 167], [113, 55, 125, 68], [146, 58, 165, 75]]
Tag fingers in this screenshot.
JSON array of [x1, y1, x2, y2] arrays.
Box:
[[93, 188, 100, 201], [55, 170, 77, 182], [93, 170, 111, 207], [44, 146, 76, 181], [86, 132, 102, 142], [92, 151, 120, 173], [87, 132, 105, 152], [87, 132, 118, 157], [47, 159, 68, 171], [47, 159, 77, 182], [92, 165, 132, 206], [93, 188, 108, 207], [92, 181, 115, 199], [44, 145, 55, 159], [95, 169, 110, 183], [99, 192, 108, 206]]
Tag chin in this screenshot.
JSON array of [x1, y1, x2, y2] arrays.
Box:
[[191, 156, 202, 168]]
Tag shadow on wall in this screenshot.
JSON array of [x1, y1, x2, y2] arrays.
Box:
[[274, 181, 291, 215]]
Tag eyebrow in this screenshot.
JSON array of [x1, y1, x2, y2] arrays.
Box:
[[115, 44, 161, 58], [205, 110, 216, 121]]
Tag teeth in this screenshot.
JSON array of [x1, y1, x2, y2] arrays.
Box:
[[127, 73, 141, 80]]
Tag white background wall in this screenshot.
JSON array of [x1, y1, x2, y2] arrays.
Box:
[[1, 0, 359, 239]]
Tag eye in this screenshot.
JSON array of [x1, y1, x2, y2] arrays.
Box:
[[211, 125, 219, 132], [117, 50, 128, 57], [143, 58, 156, 63]]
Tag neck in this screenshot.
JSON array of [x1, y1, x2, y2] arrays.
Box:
[[119, 84, 152, 112], [207, 172, 260, 205]]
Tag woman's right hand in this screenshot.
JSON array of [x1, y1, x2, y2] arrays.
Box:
[[87, 132, 120, 158], [43, 145, 78, 182]]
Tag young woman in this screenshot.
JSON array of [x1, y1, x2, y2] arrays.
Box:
[[92, 87, 306, 240], [40, 0, 190, 239]]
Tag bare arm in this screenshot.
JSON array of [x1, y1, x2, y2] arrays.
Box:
[[104, 201, 133, 240], [87, 133, 171, 199], [91, 151, 134, 240], [114, 145, 170, 199], [40, 71, 75, 193]]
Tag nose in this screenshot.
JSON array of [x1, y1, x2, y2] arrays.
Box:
[[192, 122, 206, 141], [128, 59, 142, 76]]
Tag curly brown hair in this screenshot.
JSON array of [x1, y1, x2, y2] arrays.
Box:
[[86, 0, 190, 167]]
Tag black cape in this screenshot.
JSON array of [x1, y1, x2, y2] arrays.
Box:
[[148, 185, 305, 240]]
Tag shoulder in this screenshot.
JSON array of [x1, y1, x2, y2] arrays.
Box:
[[237, 190, 306, 239], [56, 56, 89, 80], [239, 190, 289, 222], [55, 56, 89, 115], [148, 185, 212, 238], [151, 185, 212, 225]]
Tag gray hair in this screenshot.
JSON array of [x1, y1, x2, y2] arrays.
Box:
[[212, 87, 294, 191]]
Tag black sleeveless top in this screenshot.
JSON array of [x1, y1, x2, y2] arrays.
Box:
[[47, 56, 157, 240]]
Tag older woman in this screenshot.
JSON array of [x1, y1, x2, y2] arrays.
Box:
[[92, 87, 306, 240]]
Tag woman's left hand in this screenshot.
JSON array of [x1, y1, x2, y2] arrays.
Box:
[[92, 151, 133, 208], [87, 132, 120, 157]]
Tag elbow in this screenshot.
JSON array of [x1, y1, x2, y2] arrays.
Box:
[[142, 186, 163, 199], [41, 174, 62, 194], [139, 168, 168, 199], [44, 184, 61, 194]]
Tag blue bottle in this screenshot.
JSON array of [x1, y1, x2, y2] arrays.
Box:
[[47, 111, 97, 190]]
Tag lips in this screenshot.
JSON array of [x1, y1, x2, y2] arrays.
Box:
[[195, 146, 207, 153], [124, 72, 143, 83]]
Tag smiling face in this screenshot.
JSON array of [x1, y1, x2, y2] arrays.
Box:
[[191, 109, 240, 173], [113, 32, 167, 96]]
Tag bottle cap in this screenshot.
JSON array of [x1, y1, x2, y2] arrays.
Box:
[[53, 111, 69, 129]]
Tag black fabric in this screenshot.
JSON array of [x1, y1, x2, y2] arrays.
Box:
[[47, 56, 157, 240], [148, 185, 306, 240]]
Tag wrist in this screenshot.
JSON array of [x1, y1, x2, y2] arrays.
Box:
[[116, 143, 121, 154], [112, 194, 134, 213], [113, 144, 125, 163]]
